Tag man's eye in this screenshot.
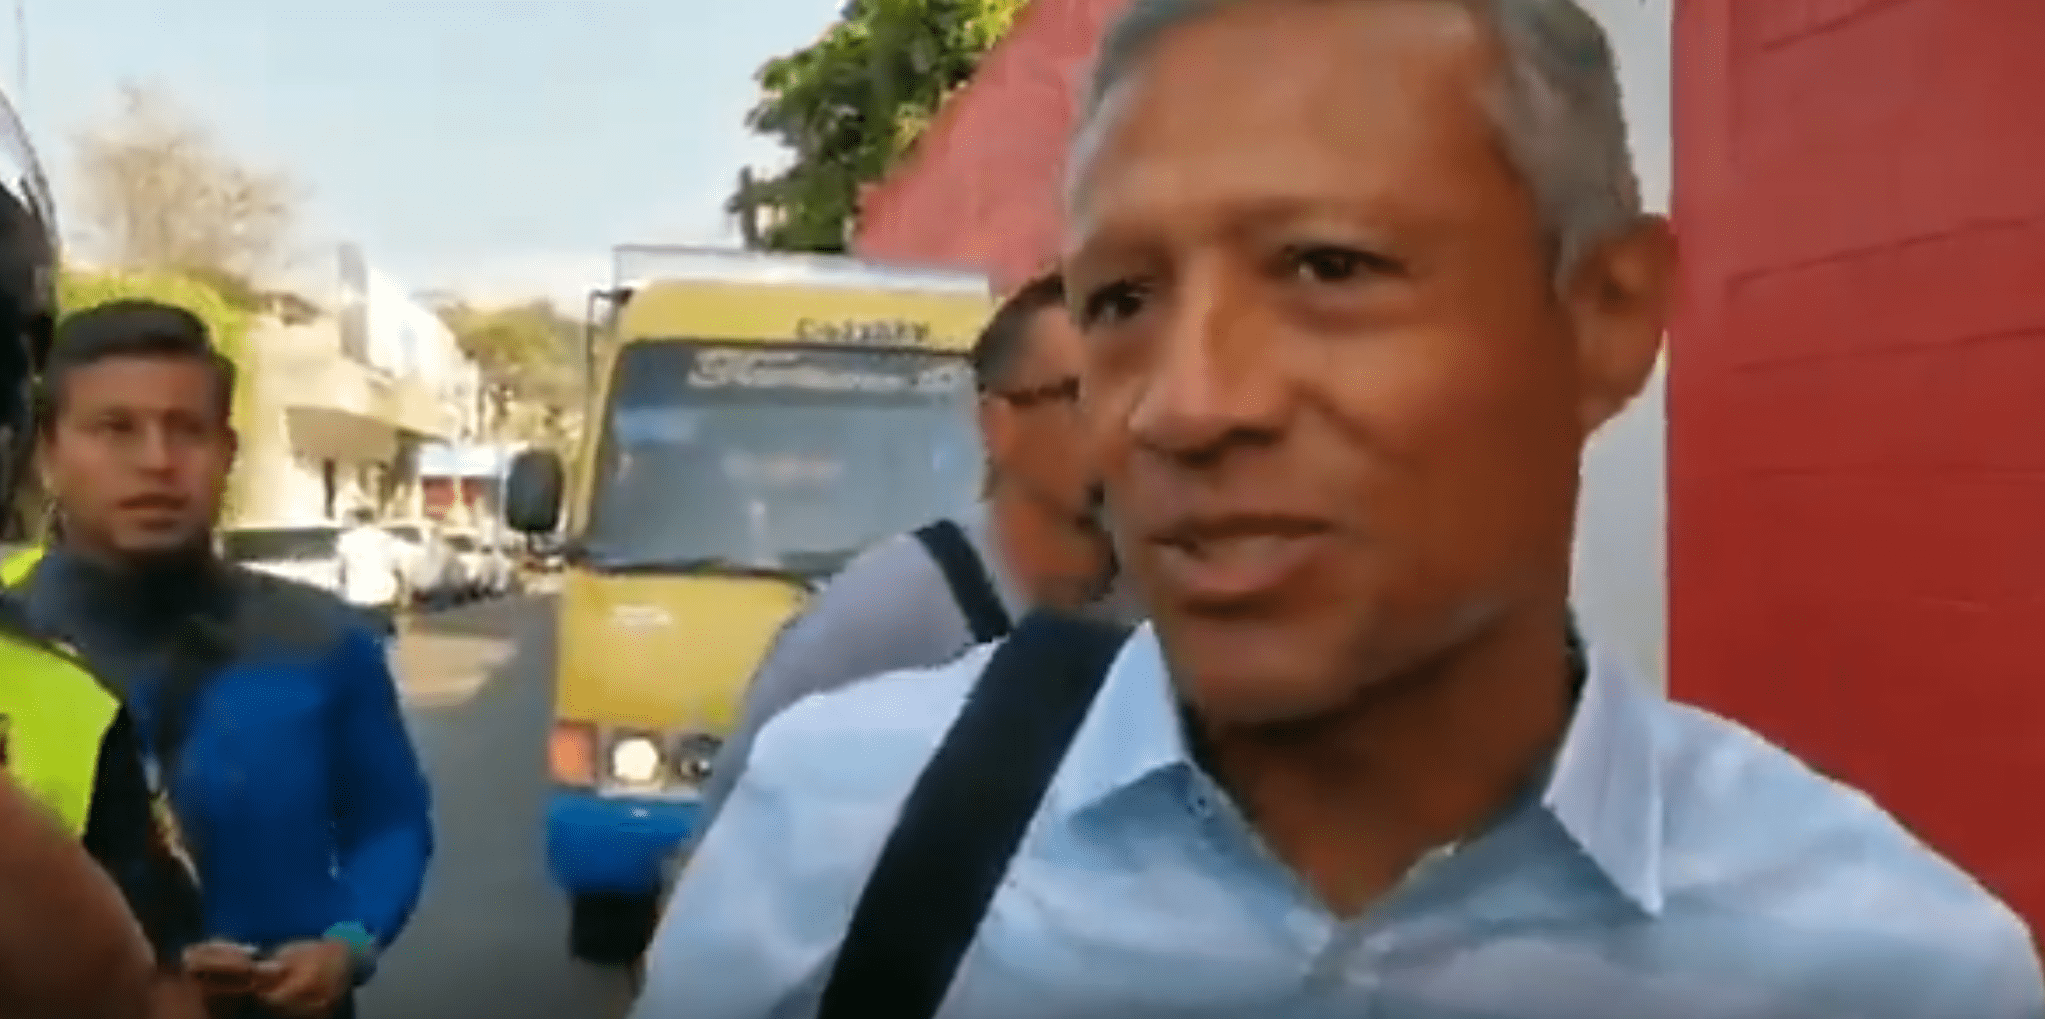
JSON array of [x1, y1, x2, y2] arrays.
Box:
[[1079, 281, 1146, 326], [1286, 245, 1396, 284]]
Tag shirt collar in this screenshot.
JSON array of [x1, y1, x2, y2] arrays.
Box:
[[1541, 643, 1666, 914], [1051, 624, 1666, 916]]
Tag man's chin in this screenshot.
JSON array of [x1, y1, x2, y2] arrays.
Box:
[[1179, 678, 1358, 731], [111, 529, 207, 560], [1159, 624, 1352, 727]]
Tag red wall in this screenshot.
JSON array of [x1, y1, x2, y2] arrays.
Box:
[[1672, 0, 2045, 922], [855, 0, 1129, 294]]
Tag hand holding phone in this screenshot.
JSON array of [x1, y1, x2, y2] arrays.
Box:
[[183, 940, 263, 996]]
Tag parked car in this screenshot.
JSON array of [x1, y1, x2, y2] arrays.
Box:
[[442, 528, 499, 600], [382, 520, 460, 606], [487, 534, 525, 594], [472, 532, 519, 597], [220, 523, 343, 595]]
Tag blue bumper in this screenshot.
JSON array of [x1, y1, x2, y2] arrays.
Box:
[[544, 790, 702, 896]]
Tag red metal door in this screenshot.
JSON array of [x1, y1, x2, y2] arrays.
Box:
[[1672, 0, 2045, 923]]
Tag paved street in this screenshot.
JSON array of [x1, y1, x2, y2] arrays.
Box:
[[360, 593, 636, 1019]]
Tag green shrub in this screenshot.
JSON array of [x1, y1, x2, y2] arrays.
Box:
[[58, 269, 251, 377]]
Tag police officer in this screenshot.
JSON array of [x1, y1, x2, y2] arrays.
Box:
[[0, 86, 206, 1018]]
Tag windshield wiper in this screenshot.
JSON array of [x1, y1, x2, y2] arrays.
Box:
[[777, 548, 859, 579], [585, 554, 812, 586]]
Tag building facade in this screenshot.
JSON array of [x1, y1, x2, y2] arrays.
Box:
[[234, 244, 478, 526]]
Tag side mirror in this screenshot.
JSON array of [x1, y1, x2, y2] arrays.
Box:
[[504, 449, 565, 535]]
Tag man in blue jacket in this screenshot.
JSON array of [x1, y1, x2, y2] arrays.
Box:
[[20, 298, 434, 1019]]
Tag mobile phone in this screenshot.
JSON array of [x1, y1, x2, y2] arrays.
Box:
[[187, 942, 253, 964], [192, 967, 261, 995], [187, 941, 264, 994]]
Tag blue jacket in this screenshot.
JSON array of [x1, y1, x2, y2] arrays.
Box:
[[26, 551, 434, 958]]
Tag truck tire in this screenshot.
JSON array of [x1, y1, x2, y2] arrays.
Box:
[[568, 892, 659, 966]]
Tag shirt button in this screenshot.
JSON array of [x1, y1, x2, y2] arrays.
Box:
[[1187, 790, 1214, 818]]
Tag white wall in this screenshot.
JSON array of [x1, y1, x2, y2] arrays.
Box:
[[1571, 0, 1672, 693], [362, 260, 484, 436], [1574, 364, 1667, 694], [363, 264, 465, 381]]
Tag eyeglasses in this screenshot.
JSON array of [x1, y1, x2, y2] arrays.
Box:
[[989, 376, 1079, 409]]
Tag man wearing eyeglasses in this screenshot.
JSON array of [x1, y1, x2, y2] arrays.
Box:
[[690, 272, 1133, 842]]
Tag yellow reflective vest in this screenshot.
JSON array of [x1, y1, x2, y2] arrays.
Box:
[[0, 604, 117, 837], [1, 545, 43, 587]]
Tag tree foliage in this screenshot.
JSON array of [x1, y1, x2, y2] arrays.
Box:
[[72, 82, 304, 292], [433, 299, 586, 442], [58, 268, 252, 391], [733, 0, 1024, 252]]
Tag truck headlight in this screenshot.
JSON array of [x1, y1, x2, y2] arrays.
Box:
[[609, 736, 663, 785], [670, 733, 722, 786]]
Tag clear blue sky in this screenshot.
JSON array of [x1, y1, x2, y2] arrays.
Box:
[[6, 0, 1666, 309], [11, 0, 841, 305]]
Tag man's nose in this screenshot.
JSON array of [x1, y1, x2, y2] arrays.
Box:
[[1127, 267, 1287, 460], [132, 424, 176, 472]]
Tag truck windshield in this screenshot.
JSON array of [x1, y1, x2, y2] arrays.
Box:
[[581, 340, 980, 578]]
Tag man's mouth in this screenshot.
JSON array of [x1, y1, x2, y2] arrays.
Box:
[[1150, 514, 1330, 604], [118, 496, 185, 514]]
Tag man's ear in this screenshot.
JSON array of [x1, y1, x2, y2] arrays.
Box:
[[977, 393, 1015, 464], [1563, 215, 1674, 435]]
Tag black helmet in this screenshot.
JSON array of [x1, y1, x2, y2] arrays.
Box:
[[0, 88, 55, 536]]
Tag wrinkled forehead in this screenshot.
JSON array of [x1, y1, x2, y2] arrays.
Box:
[[1063, 1, 1506, 246]]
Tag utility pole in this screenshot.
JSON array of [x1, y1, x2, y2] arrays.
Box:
[[12, 0, 25, 108], [734, 167, 763, 250]]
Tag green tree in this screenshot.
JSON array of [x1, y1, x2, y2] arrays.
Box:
[[733, 0, 1024, 252], [434, 299, 586, 441]]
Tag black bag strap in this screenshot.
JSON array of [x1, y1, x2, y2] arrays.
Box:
[[818, 611, 1131, 1019], [913, 519, 1012, 643]]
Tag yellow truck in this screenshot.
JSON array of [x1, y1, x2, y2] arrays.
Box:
[[502, 245, 994, 964]]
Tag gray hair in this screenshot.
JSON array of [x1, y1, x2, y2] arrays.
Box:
[[1068, 0, 1642, 285]]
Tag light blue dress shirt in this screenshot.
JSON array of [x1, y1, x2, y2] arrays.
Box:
[[633, 625, 2043, 1019]]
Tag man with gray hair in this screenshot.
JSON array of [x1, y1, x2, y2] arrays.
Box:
[[632, 3, 2040, 1018]]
